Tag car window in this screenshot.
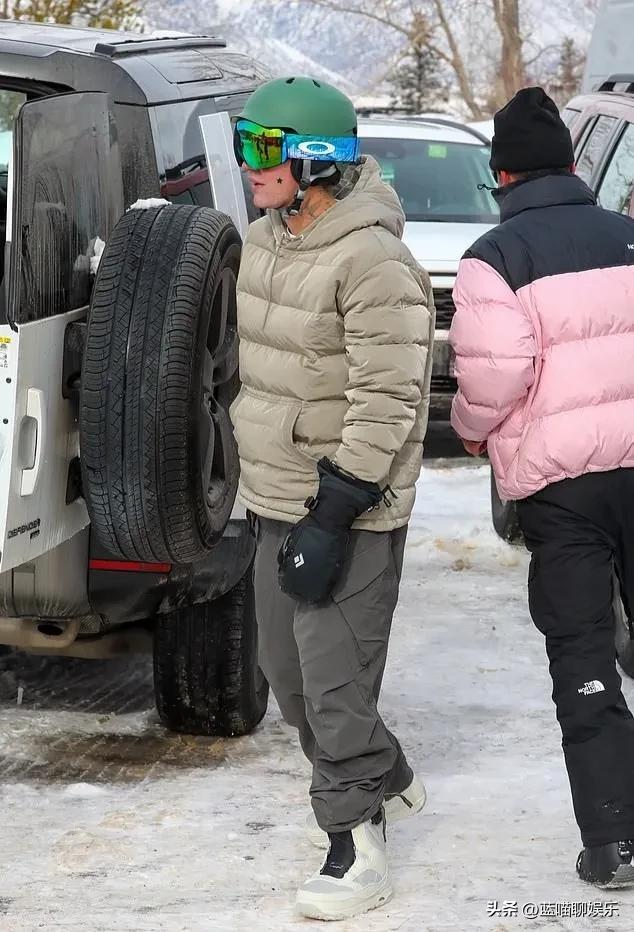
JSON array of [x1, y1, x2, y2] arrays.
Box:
[[596, 122, 634, 214], [573, 117, 596, 158], [0, 89, 25, 164], [0, 90, 27, 296], [152, 100, 260, 222], [10, 92, 125, 324], [359, 137, 499, 223], [562, 107, 581, 129], [575, 115, 618, 185]]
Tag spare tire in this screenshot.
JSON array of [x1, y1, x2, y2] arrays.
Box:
[[80, 205, 241, 563]]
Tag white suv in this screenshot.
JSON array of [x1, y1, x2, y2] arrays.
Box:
[[359, 117, 499, 419]]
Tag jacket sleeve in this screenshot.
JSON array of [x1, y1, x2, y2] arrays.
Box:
[[333, 254, 432, 485], [449, 257, 536, 442]]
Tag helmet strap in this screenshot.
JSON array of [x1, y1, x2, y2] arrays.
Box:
[[286, 159, 337, 216], [286, 159, 311, 215]]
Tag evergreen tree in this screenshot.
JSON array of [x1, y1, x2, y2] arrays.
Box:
[[390, 45, 444, 115], [551, 37, 584, 104], [389, 12, 444, 115]]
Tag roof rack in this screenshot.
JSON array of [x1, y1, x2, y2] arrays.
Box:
[[359, 111, 491, 146], [95, 34, 227, 58], [399, 116, 491, 146], [598, 74, 634, 94], [356, 105, 408, 115]]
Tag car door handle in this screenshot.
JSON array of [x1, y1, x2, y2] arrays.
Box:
[[19, 388, 44, 497]]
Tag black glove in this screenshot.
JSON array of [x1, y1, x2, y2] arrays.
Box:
[[277, 458, 385, 603]]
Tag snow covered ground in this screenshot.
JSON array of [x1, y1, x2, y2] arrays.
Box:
[[0, 462, 633, 931]]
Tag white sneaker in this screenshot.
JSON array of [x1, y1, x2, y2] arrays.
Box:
[[296, 809, 392, 920], [305, 773, 426, 849]]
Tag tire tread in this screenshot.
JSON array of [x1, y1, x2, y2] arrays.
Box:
[[80, 205, 241, 562]]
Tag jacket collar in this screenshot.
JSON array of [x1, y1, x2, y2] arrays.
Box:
[[495, 173, 596, 222], [268, 156, 405, 250]]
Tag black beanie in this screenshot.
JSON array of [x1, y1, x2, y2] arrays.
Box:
[[490, 86, 574, 173]]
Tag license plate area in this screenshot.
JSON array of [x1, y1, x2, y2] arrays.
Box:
[[432, 331, 455, 378]]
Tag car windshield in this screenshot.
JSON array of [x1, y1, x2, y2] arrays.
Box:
[[360, 136, 499, 224]]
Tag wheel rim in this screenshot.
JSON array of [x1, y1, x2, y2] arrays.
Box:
[[199, 244, 241, 515]]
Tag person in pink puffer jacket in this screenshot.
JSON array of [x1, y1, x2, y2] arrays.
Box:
[[449, 87, 634, 889]]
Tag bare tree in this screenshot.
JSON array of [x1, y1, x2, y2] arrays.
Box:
[[431, 0, 487, 117], [300, 0, 536, 117], [491, 0, 524, 100], [303, 0, 494, 117]]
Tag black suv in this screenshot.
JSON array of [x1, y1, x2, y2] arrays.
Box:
[[0, 22, 271, 737]]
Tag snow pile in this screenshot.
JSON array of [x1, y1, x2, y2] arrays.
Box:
[[410, 463, 522, 574], [128, 198, 171, 211], [89, 237, 106, 276]]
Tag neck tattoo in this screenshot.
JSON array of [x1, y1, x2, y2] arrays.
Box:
[[301, 199, 323, 220]]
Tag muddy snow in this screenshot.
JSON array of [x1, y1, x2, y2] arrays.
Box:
[[0, 462, 632, 932]]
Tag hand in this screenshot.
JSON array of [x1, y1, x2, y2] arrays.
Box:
[[463, 439, 487, 457], [277, 458, 384, 603]]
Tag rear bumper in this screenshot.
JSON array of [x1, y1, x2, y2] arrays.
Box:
[[87, 518, 254, 628], [429, 389, 454, 421], [432, 328, 454, 375]]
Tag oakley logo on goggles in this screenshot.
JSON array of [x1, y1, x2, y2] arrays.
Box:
[[233, 119, 359, 171]]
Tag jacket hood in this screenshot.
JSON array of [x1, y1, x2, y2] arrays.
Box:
[[268, 155, 405, 248]]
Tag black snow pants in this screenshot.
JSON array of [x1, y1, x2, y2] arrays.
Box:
[[517, 469, 634, 847]]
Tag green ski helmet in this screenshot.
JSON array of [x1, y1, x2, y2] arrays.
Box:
[[239, 76, 358, 139], [234, 76, 359, 206]]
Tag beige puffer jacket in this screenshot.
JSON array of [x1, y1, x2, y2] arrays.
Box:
[[231, 156, 434, 531]]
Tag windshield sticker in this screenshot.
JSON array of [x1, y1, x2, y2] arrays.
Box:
[[379, 162, 396, 186], [428, 143, 448, 159]]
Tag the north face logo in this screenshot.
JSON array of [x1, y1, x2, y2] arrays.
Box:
[[578, 680, 605, 696]]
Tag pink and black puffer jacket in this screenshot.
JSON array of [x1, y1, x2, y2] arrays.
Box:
[[449, 173, 634, 501]]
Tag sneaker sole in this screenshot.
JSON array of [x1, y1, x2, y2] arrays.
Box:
[[600, 864, 634, 889], [578, 862, 634, 889], [307, 786, 427, 850], [296, 876, 394, 921]]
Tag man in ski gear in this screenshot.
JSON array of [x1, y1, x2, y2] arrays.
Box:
[[449, 86, 634, 889], [231, 76, 434, 919]]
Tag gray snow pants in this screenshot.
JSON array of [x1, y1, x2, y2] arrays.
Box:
[[252, 514, 413, 834]]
